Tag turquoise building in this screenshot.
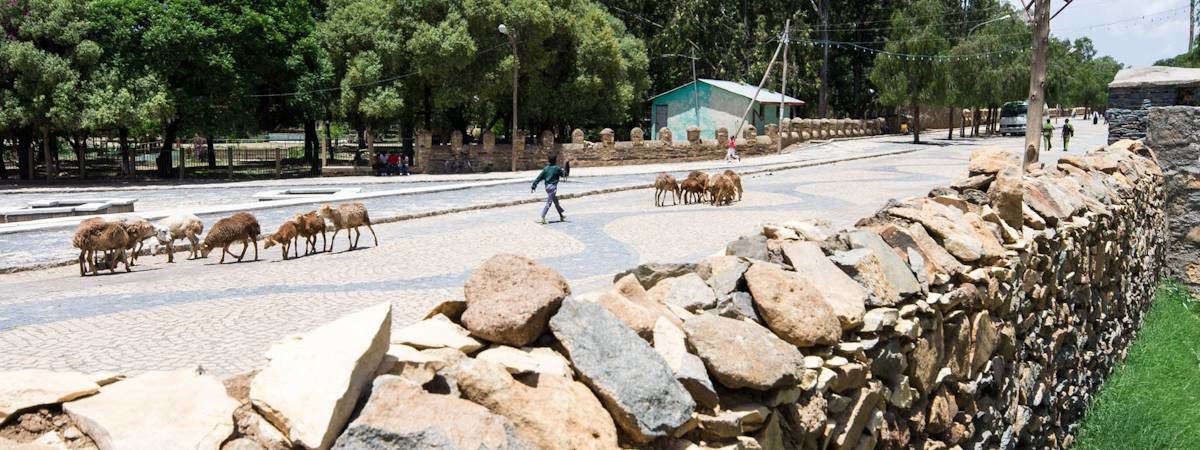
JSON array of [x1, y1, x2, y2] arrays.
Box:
[[649, 78, 805, 141]]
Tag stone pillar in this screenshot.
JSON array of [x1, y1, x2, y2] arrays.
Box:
[[571, 128, 585, 144], [799, 119, 811, 141], [630, 127, 644, 146], [766, 123, 780, 149], [817, 119, 830, 139], [450, 130, 464, 160], [780, 118, 793, 146], [415, 130, 432, 173], [716, 127, 729, 148], [482, 131, 495, 155], [541, 130, 555, 151], [686, 126, 701, 144], [600, 128, 615, 147], [659, 127, 673, 144], [741, 124, 756, 142]]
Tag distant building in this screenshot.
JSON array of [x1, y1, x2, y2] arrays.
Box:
[[1107, 66, 1200, 143], [648, 78, 804, 141]]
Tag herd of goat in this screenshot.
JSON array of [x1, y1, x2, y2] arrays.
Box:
[[71, 202, 378, 276], [655, 169, 743, 207]]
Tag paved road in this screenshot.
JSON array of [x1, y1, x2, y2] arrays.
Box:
[[0, 122, 1107, 375]]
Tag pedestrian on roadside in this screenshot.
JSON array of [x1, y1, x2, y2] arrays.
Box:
[[376, 152, 388, 176], [725, 136, 741, 163], [531, 154, 566, 224], [1093, 113, 1099, 125], [400, 154, 410, 176], [192, 134, 206, 160], [387, 152, 400, 175], [1062, 118, 1074, 152], [1041, 118, 1054, 151]]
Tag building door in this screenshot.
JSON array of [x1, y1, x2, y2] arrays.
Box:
[[654, 104, 668, 134]]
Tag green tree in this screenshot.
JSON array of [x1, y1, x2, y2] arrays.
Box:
[[869, 0, 951, 143]]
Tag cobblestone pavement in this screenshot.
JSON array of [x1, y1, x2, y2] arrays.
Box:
[[0, 122, 1108, 375]]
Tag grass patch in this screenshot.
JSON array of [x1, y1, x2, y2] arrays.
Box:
[[1076, 281, 1200, 449]]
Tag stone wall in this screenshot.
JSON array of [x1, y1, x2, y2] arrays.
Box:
[[413, 119, 887, 174], [1109, 86, 1178, 111], [0, 140, 1166, 450], [1145, 105, 1200, 291], [1106, 105, 1150, 144]]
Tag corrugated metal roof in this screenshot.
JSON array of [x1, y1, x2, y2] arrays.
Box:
[[649, 79, 805, 104], [1109, 66, 1200, 89]]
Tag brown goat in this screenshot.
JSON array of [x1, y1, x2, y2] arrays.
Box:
[[294, 211, 328, 255], [723, 169, 743, 201], [200, 212, 261, 264], [319, 202, 378, 251], [711, 174, 737, 206], [119, 217, 156, 266], [72, 218, 131, 276], [686, 171, 710, 203], [263, 220, 301, 260], [680, 178, 705, 204], [654, 173, 680, 207]]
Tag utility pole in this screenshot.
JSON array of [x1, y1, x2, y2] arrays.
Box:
[[499, 23, 519, 172], [818, 0, 830, 118], [1023, 0, 1051, 170], [778, 21, 791, 151], [733, 21, 787, 140], [1191, 0, 1196, 52], [691, 47, 700, 127]]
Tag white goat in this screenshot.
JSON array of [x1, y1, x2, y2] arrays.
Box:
[[154, 213, 205, 263]]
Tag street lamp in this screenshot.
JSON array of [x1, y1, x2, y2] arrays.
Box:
[[661, 51, 701, 129], [968, 14, 1013, 36], [499, 23, 519, 171]]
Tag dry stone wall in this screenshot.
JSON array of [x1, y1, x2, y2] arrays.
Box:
[[0, 142, 1166, 450], [1145, 105, 1200, 291]]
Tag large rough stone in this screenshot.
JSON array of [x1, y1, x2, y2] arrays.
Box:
[[454, 359, 619, 450], [251, 302, 392, 450], [971, 311, 999, 373], [846, 231, 921, 296], [0, 371, 100, 423], [831, 384, 883, 450], [780, 241, 868, 329], [726, 234, 769, 261], [614, 262, 699, 290], [648, 273, 718, 312], [65, 369, 238, 450], [707, 256, 750, 297], [926, 386, 958, 434], [476, 346, 572, 377], [332, 375, 528, 450], [683, 313, 805, 390], [653, 318, 719, 408], [990, 166, 1024, 229], [831, 248, 901, 306], [549, 297, 694, 443], [392, 313, 483, 353], [744, 263, 841, 346], [908, 320, 945, 394], [595, 276, 682, 340], [968, 147, 1020, 175], [462, 254, 571, 347]]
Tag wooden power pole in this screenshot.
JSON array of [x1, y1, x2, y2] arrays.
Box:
[[1191, 0, 1196, 52], [1023, 0, 1051, 169]]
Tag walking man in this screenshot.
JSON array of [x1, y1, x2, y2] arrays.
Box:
[[531, 154, 566, 224], [725, 137, 741, 163], [1041, 118, 1054, 151], [1062, 118, 1074, 152]]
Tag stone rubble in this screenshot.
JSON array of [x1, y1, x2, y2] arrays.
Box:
[[0, 142, 1168, 450]]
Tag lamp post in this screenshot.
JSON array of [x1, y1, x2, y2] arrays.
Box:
[[968, 14, 1012, 36], [661, 51, 701, 128], [499, 23, 519, 171]]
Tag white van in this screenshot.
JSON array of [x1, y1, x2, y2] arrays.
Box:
[[999, 101, 1027, 136]]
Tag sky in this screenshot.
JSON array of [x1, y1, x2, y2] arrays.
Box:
[[1005, 0, 1192, 67]]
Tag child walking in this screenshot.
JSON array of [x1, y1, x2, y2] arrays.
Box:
[[531, 155, 566, 224]]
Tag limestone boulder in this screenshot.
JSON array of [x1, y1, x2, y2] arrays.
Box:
[[0, 371, 100, 423], [683, 313, 805, 390], [648, 272, 718, 312], [595, 275, 682, 339], [744, 262, 841, 346], [251, 302, 392, 450], [780, 241, 868, 329], [847, 231, 921, 296], [549, 297, 694, 443], [968, 147, 1020, 175], [726, 234, 769, 261], [831, 248, 900, 306], [454, 359, 619, 450], [652, 318, 719, 408], [614, 262, 699, 290], [706, 256, 750, 298], [476, 345, 572, 377], [392, 313, 483, 353], [461, 254, 571, 347], [332, 375, 528, 450], [65, 368, 238, 450]]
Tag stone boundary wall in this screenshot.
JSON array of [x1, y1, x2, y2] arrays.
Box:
[[0, 142, 1166, 450], [1146, 105, 1200, 291], [413, 118, 887, 174], [1107, 106, 1150, 144]]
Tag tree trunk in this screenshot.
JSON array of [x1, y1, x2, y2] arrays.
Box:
[[18, 128, 32, 180], [206, 133, 216, 168], [118, 127, 132, 177], [912, 103, 921, 144], [72, 133, 86, 179], [304, 118, 318, 175], [0, 132, 7, 180], [972, 107, 980, 136], [818, 0, 831, 118], [354, 126, 366, 163], [159, 121, 177, 178], [947, 108, 954, 140], [42, 129, 55, 180], [1024, 0, 1051, 167]]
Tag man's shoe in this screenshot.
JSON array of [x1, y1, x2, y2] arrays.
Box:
[[536, 218, 547, 225]]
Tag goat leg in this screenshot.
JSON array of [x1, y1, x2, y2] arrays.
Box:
[[366, 223, 378, 247]]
